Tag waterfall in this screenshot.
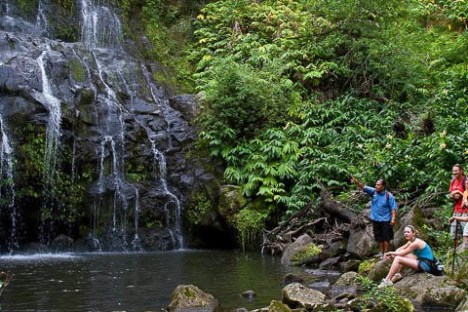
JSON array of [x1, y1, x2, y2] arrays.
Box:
[[131, 187, 141, 251], [79, 0, 122, 49], [0, 113, 18, 251], [0, 0, 9, 15], [36, 0, 48, 35], [150, 140, 183, 249], [37, 47, 62, 182]]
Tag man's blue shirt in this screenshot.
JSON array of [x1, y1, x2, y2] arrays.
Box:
[[364, 186, 397, 222]]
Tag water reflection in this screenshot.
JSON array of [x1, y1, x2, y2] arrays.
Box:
[[0, 250, 299, 311]]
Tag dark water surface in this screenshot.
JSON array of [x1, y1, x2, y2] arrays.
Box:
[[0, 250, 299, 311]]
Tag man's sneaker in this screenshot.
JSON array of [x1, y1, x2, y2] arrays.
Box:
[[378, 278, 393, 288]]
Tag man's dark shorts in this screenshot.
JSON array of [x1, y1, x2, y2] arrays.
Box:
[[371, 220, 393, 242]]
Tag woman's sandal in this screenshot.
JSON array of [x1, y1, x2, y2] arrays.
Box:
[[391, 273, 403, 283]]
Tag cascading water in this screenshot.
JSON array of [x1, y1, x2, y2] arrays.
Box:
[[36, 46, 63, 245], [140, 62, 185, 249], [0, 113, 18, 252], [37, 47, 62, 181], [79, 0, 122, 49], [131, 187, 141, 251], [36, 0, 48, 35], [79, 0, 184, 250], [150, 139, 183, 249]]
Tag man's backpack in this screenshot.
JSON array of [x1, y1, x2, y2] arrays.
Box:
[[373, 190, 392, 210]]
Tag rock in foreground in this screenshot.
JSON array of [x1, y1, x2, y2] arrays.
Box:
[[394, 273, 466, 308], [282, 282, 329, 310], [168, 285, 220, 312]]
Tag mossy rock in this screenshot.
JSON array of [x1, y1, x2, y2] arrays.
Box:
[[358, 258, 378, 275], [168, 284, 219, 312], [367, 260, 392, 282], [291, 243, 321, 266], [218, 185, 247, 218], [350, 289, 415, 312], [268, 300, 293, 312]]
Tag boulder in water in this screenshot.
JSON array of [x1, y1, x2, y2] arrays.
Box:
[[281, 234, 321, 265], [241, 290, 256, 298], [167, 285, 220, 312]]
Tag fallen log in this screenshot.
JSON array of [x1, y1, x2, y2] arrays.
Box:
[[319, 185, 356, 222]]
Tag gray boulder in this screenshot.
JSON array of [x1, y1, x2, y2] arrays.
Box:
[[167, 285, 220, 312], [346, 209, 377, 258], [394, 273, 466, 308], [282, 282, 329, 310]]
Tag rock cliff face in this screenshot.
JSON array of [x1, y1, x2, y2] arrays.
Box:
[[0, 0, 206, 251]]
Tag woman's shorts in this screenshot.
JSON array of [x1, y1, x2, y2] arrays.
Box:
[[450, 212, 468, 239], [418, 259, 431, 273]]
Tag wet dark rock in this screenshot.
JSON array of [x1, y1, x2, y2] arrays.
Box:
[[321, 240, 346, 259], [319, 255, 341, 269], [308, 280, 330, 291], [50, 234, 73, 251], [281, 273, 304, 286], [338, 259, 361, 272], [241, 290, 256, 298], [304, 269, 341, 278]]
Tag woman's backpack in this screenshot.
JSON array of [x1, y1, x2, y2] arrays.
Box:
[[419, 257, 444, 276]]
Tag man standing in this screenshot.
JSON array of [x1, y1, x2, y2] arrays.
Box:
[[351, 177, 397, 257], [449, 164, 467, 247]]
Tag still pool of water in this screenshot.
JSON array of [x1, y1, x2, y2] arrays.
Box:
[[0, 250, 300, 311]]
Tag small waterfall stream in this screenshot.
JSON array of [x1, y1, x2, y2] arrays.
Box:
[[0, 113, 18, 251], [36, 0, 48, 35], [150, 139, 183, 248], [37, 47, 62, 181]]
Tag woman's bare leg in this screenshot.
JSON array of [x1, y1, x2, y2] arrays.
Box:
[[385, 254, 419, 281]]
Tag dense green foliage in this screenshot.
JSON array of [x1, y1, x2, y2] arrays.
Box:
[[188, 0, 468, 245]]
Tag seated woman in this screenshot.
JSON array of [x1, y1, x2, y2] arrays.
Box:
[[378, 225, 435, 288]]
